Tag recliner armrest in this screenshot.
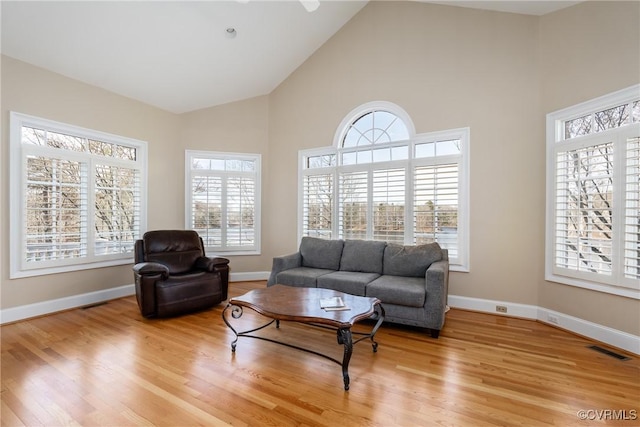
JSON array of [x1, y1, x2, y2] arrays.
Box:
[[194, 256, 230, 272], [133, 262, 170, 279]]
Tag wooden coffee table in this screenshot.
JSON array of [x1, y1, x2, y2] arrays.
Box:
[[222, 284, 385, 390]]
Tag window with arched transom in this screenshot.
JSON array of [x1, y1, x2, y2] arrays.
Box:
[[299, 101, 469, 271]]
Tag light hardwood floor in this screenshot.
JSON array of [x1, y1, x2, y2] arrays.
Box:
[[2, 281, 639, 426]]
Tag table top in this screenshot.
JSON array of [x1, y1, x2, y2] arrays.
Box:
[[228, 284, 381, 328]]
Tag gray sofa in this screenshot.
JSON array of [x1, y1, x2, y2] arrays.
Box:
[[267, 237, 449, 338]]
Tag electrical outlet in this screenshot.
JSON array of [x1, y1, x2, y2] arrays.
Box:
[[548, 314, 559, 324], [496, 305, 507, 313]]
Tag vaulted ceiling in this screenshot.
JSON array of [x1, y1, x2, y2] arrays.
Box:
[[1, 1, 580, 113]]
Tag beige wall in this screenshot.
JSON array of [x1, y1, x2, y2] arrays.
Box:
[[268, 1, 543, 305], [1, 56, 273, 309], [179, 96, 270, 273], [538, 1, 640, 334], [1, 55, 182, 308], [268, 0, 639, 335], [2, 1, 639, 336]]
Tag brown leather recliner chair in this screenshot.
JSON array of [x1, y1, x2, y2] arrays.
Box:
[[133, 230, 230, 318]]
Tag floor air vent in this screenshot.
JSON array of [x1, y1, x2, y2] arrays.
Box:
[[588, 345, 631, 361]]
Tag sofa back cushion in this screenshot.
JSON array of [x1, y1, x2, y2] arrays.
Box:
[[383, 242, 443, 277], [300, 237, 344, 270], [340, 240, 386, 274]]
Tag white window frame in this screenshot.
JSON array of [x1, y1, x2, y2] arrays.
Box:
[[298, 102, 470, 271], [545, 84, 640, 299], [9, 112, 148, 279], [185, 150, 261, 256]]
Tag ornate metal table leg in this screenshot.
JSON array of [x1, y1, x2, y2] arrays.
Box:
[[337, 328, 353, 391], [369, 303, 385, 353], [222, 303, 243, 352]]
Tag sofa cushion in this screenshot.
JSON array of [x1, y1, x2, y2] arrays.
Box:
[[365, 275, 426, 308], [317, 271, 380, 296], [339, 240, 386, 274], [383, 242, 442, 277], [300, 237, 344, 270], [276, 267, 334, 288]]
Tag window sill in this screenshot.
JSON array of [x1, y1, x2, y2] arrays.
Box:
[[10, 258, 134, 279], [545, 272, 640, 300], [206, 250, 261, 257]]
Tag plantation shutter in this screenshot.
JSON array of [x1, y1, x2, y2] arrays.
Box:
[[546, 88, 640, 296], [25, 155, 88, 262], [554, 142, 614, 277], [625, 136, 640, 280], [302, 173, 333, 238], [11, 113, 147, 278], [414, 163, 459, 258], [372, 168, 405, 243], [226, 176, 256, 248], [339, 171, 368, 239], [186, 151, 260, 254], [191, 175, 222, 247], [94, 164, 140, 255]]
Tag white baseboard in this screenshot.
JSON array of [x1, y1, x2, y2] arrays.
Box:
[[2, 279, 638, 355], [537, 307, 640, 356], [0, 284, 136, 325], [449, 295, 539, 319], [0, 272, 270, 325], [449, 294, 640, 355], [230, 271, 270, 282]]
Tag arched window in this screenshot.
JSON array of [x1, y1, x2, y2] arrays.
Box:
[[342, 110, 410, 147], [299, 102, 469, 271], [333, 102, 415, 166]]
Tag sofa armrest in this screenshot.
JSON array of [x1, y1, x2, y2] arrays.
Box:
[[424, 259, 450, 326], [133, 262, 169, 279], [267, 252, 302, 286]]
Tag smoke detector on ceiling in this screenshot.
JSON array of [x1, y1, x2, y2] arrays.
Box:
[[299, 0, 320, 12]]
